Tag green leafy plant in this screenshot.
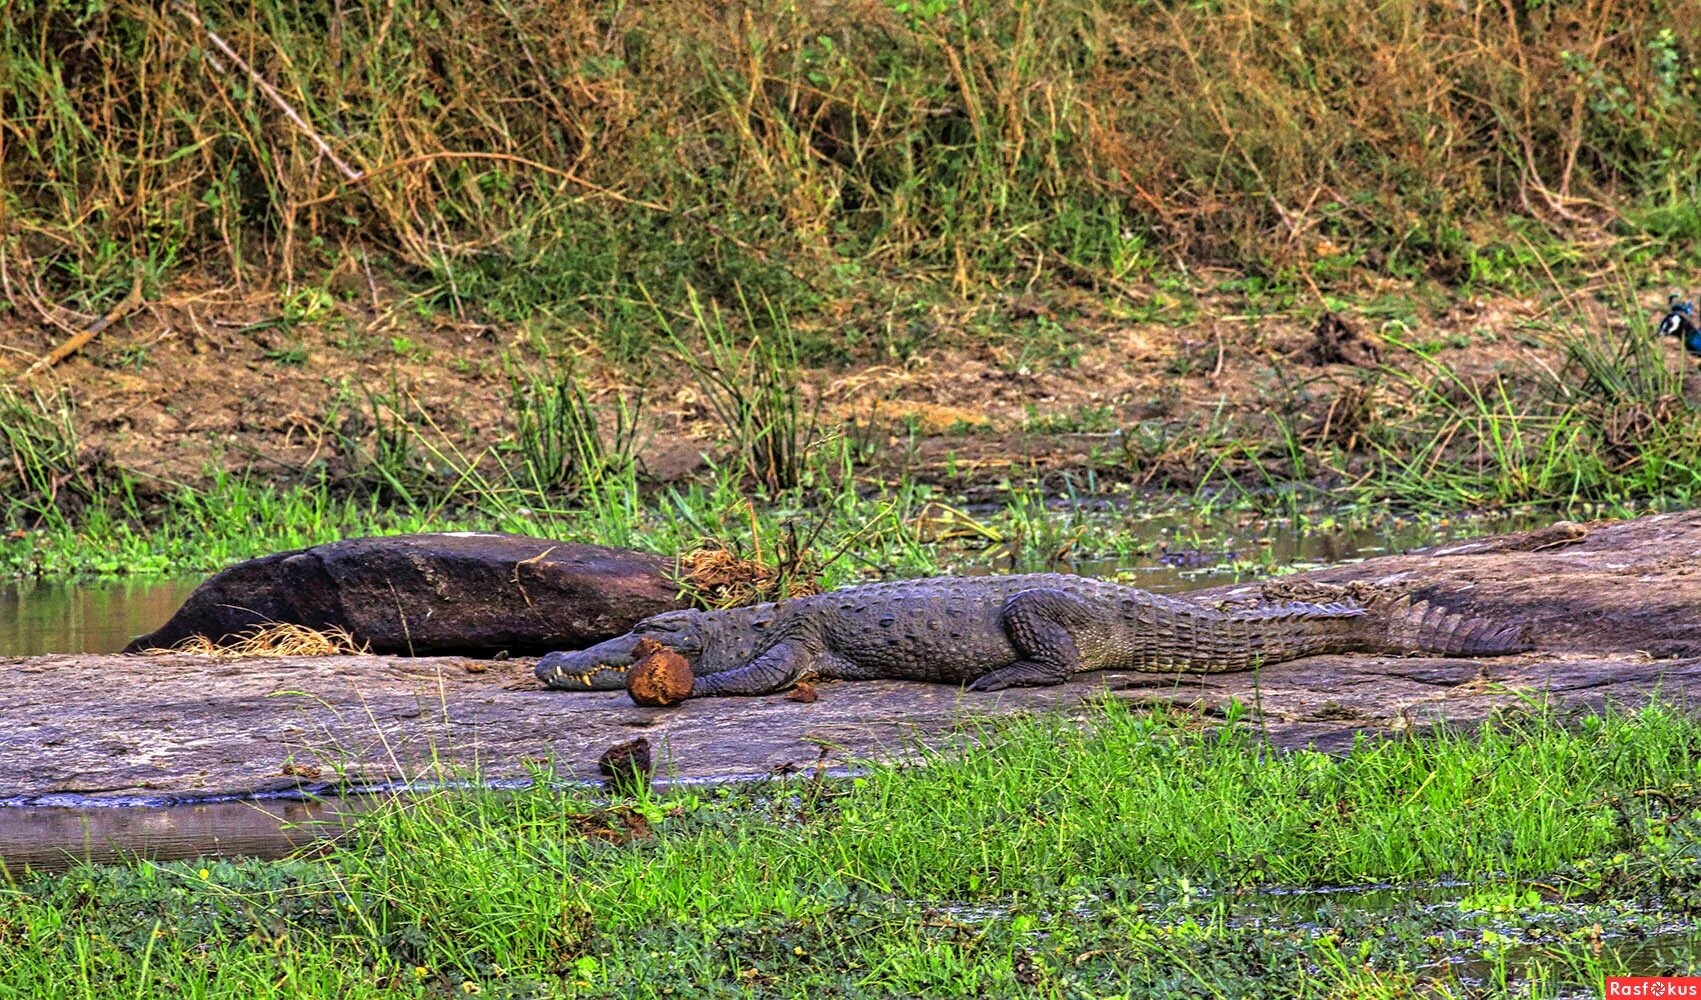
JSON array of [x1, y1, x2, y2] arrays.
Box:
[[667, 286, 822, 495]]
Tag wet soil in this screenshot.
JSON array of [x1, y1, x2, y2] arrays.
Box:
[[3, 511, 1697, 810]]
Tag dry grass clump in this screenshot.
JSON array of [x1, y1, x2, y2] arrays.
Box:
[[676, 542, 822, 610], [4, 0, 1695, 316], [144, 622, 371, 658]]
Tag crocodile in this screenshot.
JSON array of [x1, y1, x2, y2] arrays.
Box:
[[535, 573, 1529, 698]]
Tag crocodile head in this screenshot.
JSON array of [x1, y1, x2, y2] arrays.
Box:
[[534, 610, 710, 690], [534, 605, 774, 691]]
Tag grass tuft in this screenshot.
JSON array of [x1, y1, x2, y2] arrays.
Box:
[[665, 286, 822, 495], [0, 385, 89, 509], [505, 358, 643, 498]]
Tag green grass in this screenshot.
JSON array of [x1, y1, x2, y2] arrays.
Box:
[[0, 451, 1611, 584], [5, 701, 1701, 997]]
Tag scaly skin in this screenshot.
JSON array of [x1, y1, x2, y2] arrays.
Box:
[[535, 573, 1529, 698]]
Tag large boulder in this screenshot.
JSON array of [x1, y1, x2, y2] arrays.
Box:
[[123, 533, 688, 655]]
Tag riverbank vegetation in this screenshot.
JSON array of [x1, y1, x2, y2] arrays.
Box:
[[5, 6, 1700, 996], [0, 293, 1690, 579], [4, 701, 1700, 996], [4, 0, 1701, 580]]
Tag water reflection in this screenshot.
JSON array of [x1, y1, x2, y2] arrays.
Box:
[[0, 795, 369, 874], [0, 578, 201, 656]]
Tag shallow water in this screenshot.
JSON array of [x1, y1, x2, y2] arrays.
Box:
[[0, 794, 372, 874], [0, 577, 201, 656], [1047, 506, 1546, 588]]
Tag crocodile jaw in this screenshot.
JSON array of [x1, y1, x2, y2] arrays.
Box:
[[535, 613, 712, 690], [537, 631, 681, 690]]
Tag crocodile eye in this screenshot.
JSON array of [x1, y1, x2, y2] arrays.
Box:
[[644, 624, 702, 654]]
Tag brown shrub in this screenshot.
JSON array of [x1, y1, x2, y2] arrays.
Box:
[[3, 0, 1694, 307]]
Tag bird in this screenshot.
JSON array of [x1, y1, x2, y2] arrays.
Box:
[[1657, 292, 1700, 358]]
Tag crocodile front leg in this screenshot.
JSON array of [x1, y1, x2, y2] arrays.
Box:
[[690, 638, 819, 696], [967, 588, 1089, 691]]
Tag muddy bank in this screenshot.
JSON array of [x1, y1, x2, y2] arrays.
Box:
[[3, 512, 1698, 808], [8, 273, 1696, 503]]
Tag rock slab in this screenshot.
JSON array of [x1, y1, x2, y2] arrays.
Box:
[[123, 532, 688, 655]]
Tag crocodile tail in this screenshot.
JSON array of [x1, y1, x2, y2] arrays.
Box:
[[1366, 595, 1530, 657]]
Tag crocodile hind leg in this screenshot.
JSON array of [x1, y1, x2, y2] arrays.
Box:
[[967, 589, 1089, 691]]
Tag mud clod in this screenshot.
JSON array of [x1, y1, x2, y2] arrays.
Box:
[[597, 737, 653, 795], [626, 638, 694, 707]]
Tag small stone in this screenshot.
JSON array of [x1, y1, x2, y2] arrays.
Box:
[[785, 682, 819, 703], [626, 638, 694, 707], [597, 737, 652, 795]]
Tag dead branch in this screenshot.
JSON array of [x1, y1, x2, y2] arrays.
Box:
[[17, 274, 146, 382]]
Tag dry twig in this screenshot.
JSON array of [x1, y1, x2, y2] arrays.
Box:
[[17, 273, 145, 382]]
